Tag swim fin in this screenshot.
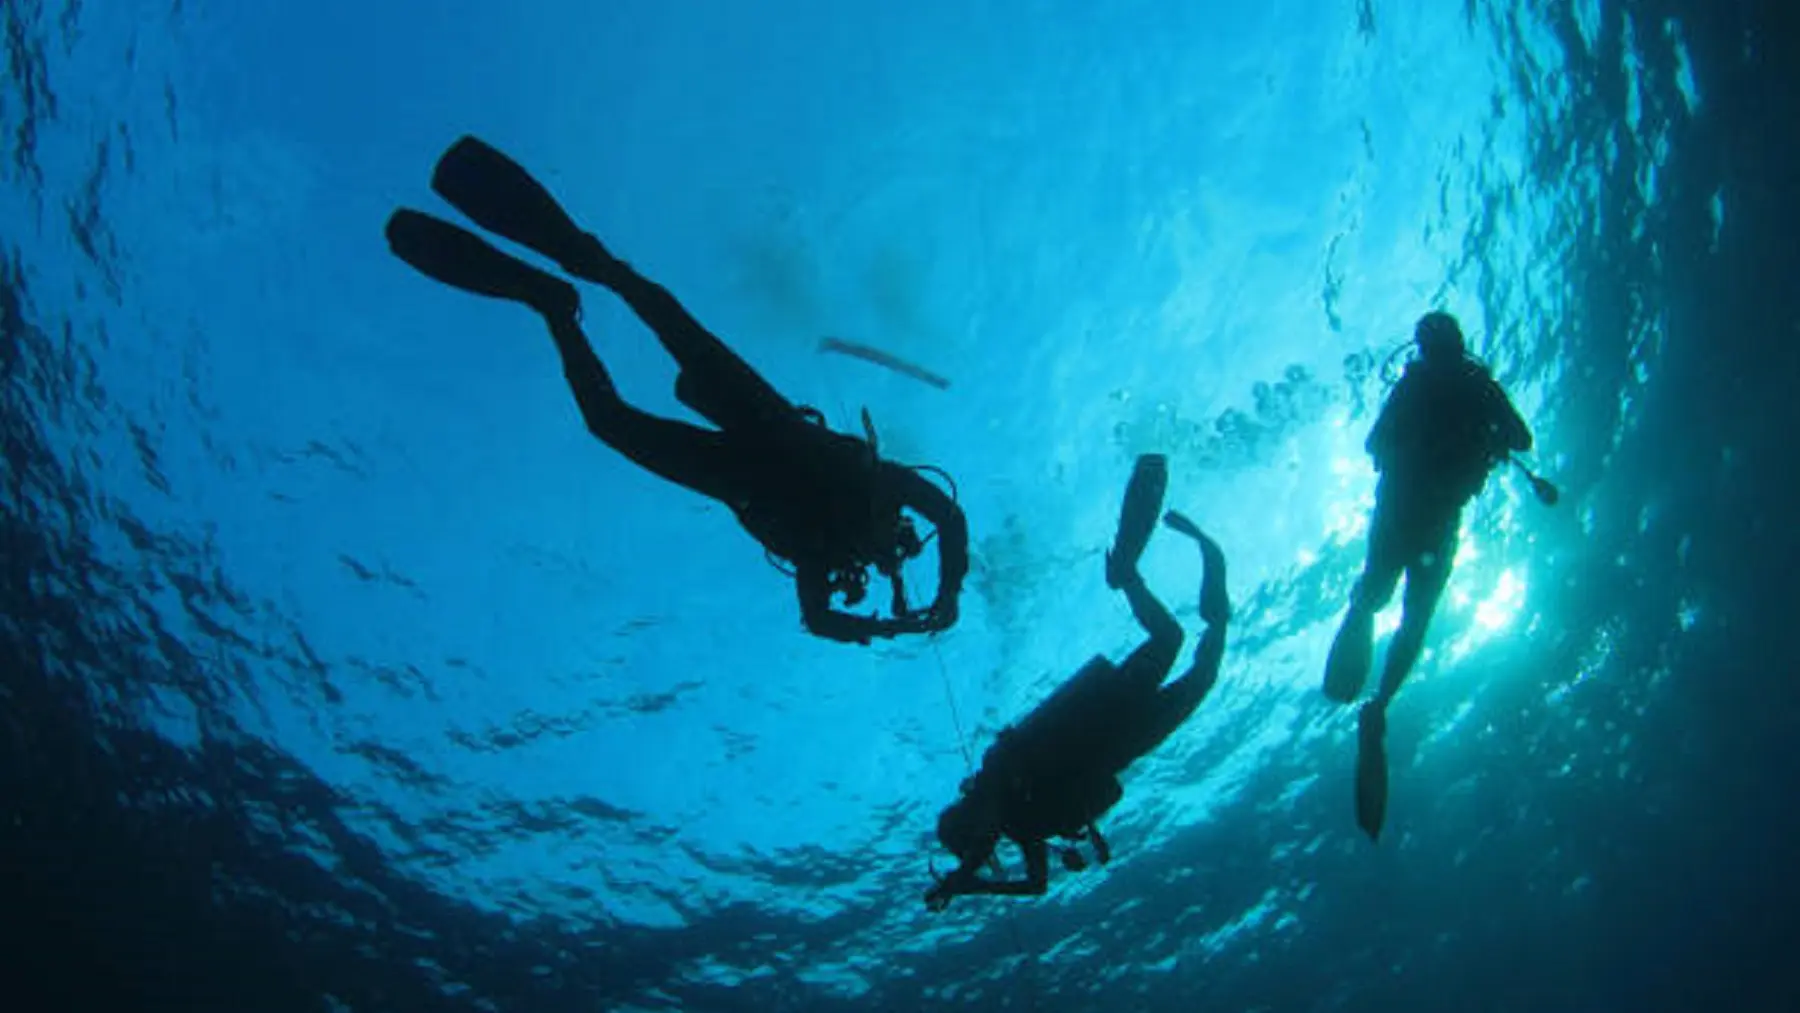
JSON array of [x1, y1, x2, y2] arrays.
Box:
[[430, 135, 604, 279], [385, 209, 577, 318], [1354, 702, 1389, 841], [1322, 608, 1374, 703], [1108, 454, 1168, 588]]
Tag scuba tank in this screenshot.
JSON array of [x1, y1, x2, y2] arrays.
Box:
[[761, 404, 960, 604]]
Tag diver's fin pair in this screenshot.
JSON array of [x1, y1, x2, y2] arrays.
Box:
[[385, 135, 604, 311], [1354, 702, 1389, 841], [1322, 608, 1374, 703], [1108, 454, 1168, 588], [385, 211, 577, 318], [429, 136, 613, 280]]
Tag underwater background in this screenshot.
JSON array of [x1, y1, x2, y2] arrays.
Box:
[[3, 0, 1795, 1010]]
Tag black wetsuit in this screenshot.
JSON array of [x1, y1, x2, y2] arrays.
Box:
[[1325, 353, 1532, 715], [542, 254, 969, 645], [931, 519, 1228, 902], [385, 137, 969, 645], [1353, 355, 1532, 632]]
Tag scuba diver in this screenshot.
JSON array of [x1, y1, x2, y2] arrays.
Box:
[[924, 454, 1229, 910], [383, 136, 968, 645], [1321, 311, 1539, 840]]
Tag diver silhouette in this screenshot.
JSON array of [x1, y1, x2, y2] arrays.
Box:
[[1322, 311, 1536, 840], [925, 455, 1229, 909], [384, 136, 968, 645]]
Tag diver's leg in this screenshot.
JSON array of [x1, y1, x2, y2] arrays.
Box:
[[1352, 496, 1409, 617], [1132, 658, 1221, 763], [1103, 552, 1227, 768], [1115, 625, 1180, 696], [1371, 520, 1458, 708], [543, 312, 748, 502], [1092, 639, 1220, 772], [424, 138, 790, 428], [1322, 506, 1404, 702], [386, 210, 737, 495], [574, 247, 794, 431], [1117, 573, 1182, 666], [1352, 514, 1453, 841], [1082, 645, 1177, 774], [1107, 455, 1169, 589]]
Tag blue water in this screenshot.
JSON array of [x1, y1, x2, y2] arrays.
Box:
[[4, 1, 1790, 1010]]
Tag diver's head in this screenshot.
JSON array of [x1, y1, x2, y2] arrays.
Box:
[[936, 789, 1001, 864], [1414, 311, 1466, 363]]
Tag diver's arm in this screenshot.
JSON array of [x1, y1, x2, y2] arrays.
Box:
[[885, 463, 969, 629], [796, 563, 896, 645], [888, 567, 912, 620], [1486, 379, 1534, 455], [925, 842, 1007, 912], [956, 838, 1051, 898], [1364, 373, 1418, 469], [1185, 603, 1228, 695]]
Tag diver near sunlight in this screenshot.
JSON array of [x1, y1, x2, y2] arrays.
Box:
[[1321, 311, 1541, 841], [383, 136, 968, 645], [924, 455, 1229, 910]]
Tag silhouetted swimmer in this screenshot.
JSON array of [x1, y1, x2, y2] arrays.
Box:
[[1321, 311, 1538, 840], [384, 136, 968, 645], [925, 455, 1229, 909]]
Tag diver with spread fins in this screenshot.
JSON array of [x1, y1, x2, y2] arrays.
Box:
[[926, 455, 1231, 909], [385, 136, 969, 645]]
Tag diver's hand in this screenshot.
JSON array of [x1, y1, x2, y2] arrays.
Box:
[[925, 863, 980, 911], [1089, 825, 1112, 866], [881, 614, 927, 638], [895, 599, 956, 635], [925, 597, 959, 631], [924, 874, 960, 912]]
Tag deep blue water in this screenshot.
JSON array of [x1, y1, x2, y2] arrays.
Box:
[[3, 1, 1795, 1011]]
